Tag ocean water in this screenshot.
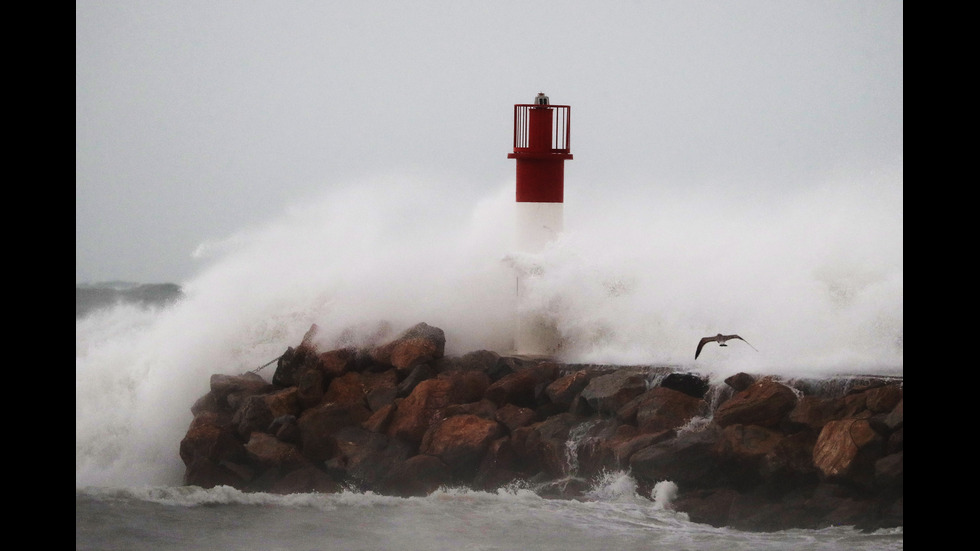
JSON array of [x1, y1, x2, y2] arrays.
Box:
[[76, 173, 902, 549], [76, 478, 903, 551]]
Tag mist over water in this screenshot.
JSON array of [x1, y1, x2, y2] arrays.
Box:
[[76, 168, 901, 488]]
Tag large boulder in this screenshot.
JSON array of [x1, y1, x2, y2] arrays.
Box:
[[660, 372, 711, 399], [495, 403, 538, 433], [316, 347, 358, 378], [207, 373, 274, 412], [267, 466, 340, 495], [484, 363, 559, 408], [713, 378, 798, 428], [297, 401, 372, 462], [370, 322, 446, 372], [420, 414, 504, 479], [272, 344, 319, 388], [331, 426, 414, 490], [511, 412, 582, 479], [866, 384, 902, 414], [233, 387, 300, 438], [386, 371, 490, 444], [179, 411, 247, 470], [544, 370, 592, 409], [579, 369, 648, 415], [787, 395, 847, 430], [629, 424, 725, 489], [244, 432, 311, 471], [812, 418, 884, 488], [385, 454, 452, 497], [874, 451, 903, 496], [632, 386, 709, 433], [362, 369, 399, 411]]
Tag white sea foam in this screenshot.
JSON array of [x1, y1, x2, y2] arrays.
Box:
[[651, 480, 679, 510]]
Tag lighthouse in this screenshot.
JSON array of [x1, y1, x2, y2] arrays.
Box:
[[508, 92, 573, 356]]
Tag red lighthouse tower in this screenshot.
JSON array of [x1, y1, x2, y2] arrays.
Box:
[[508, 92, 572, 252], [508, 93, 572, 355], [508, 93, 573, 204]]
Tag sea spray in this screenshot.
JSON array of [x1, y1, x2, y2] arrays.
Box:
[[77, 171, 901, 491], [651, 480, 679, 510]]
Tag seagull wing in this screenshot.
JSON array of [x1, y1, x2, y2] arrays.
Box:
[[695, 336, 714, 359], [731, 335, 759, 351]]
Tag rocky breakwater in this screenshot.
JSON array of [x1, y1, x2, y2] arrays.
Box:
[[180, 322, 903, 532]]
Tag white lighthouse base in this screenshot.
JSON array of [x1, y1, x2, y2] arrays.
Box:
[[515, 202, 563, 252], [513, 202, 564, 357]]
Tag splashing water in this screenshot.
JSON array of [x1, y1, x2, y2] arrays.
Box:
[[77, 171, 901, 488], [651, 480, 679, 510]]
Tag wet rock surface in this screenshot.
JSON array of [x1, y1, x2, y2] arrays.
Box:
[[180, 322, 903, 532]]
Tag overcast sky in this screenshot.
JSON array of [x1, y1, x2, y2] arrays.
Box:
[[76, 0, 902, 285]]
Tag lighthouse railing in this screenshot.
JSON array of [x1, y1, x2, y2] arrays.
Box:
[[512, 104, 571, 153]]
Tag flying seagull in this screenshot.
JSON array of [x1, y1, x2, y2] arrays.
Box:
[[695, 334, 758, 359]]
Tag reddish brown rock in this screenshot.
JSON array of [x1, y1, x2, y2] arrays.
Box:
[[475, 436, 521, 489], [362, 369, 398, 411], [272, 344, 319, 388], [443, 398, 498, 420], [295, 367, 325, 409], [761, 430, 819, 482], [297, 401, 372, 462], [812, 418, 883, 487], [874, 451, 903, 495], [233, 387, 301, 438], [512, 413, 581, 479], [317, 347, 358, 378], [885, 399, 903, 430], [180, 325, 902, 532], [323, 372, 368, 407], [544, 371, 591, 409], [634, 386, 709, 433], [724, 372, 757, 392], [386, 371, 488, 444], [866, 384, 902, 414], [571, 417, 627, 478], [716, 424, 784, 461], [610, 429, 675, 468], [435, 349, 506, 378], [332, 426, 414, 490], [361, 403, 397, 433], [495, 403, 538, 433], [244, 432, 311, 470], [269, 415, 300, 444], [788, 395, 846, 430], [386, 454, 452, 497], [484, 364, 558, 408], [183, 457, 249, 489], [420, 414, 504, 479], [370, 322, 446, 371], [179, 411, 246, 468], [267, 466, 340, 495], [714, 378, 798, 428]]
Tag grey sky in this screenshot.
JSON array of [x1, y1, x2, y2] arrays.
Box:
[[76, 1, 902, 284]]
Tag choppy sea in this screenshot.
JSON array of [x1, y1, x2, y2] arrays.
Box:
[[76, 476, 902, 551]]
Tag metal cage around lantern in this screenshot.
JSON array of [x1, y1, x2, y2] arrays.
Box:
[[512, 104, 571, 154]]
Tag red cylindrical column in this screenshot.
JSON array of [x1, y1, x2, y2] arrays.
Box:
[[515, 160, 564, 202], [527, 107, 553, 151]]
